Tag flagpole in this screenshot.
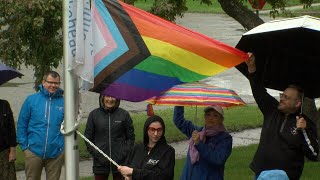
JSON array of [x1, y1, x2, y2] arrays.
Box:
[[63, 0, 80, 179]]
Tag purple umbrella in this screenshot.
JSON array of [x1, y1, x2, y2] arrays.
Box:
[[0, 64, 23, 86]]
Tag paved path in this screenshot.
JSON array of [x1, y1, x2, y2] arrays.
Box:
[[260, 3, 320, 14]]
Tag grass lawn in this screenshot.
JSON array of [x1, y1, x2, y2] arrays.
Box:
[[15, 104, 320, 179], [80, 144, 320, 180], [175, 144, 320, 180], [15, 105, 263, 171]]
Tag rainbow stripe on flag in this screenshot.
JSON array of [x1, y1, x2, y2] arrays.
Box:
[[91, 0, 248, 102]]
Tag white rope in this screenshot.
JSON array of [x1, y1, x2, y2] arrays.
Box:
[[76, 130, 119, 167], [60, 108, 81, 135], [60, 92, 119, 167], [60, 120, 80, 135], [60, 91, 83, 135]]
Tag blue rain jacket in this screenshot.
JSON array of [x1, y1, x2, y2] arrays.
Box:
[[174, 106, 232, 180], [17, 85, 64, 159]]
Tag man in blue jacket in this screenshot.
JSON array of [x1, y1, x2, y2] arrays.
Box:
[[17, 71, 64, 180]]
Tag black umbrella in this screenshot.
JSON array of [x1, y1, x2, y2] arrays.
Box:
[[236, 15, 320, 98], [0, 63, 23, 86], [236, 16, 320, 157]]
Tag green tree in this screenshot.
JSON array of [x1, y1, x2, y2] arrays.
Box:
[[0, 0, 62, 89], [122, 0, 187, 21]]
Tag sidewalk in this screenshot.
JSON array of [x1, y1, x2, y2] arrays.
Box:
[[16, 128, 261, 179], [259, 3, 320, 14]]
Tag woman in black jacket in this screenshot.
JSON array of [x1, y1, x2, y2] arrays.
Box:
[[0, 99, 17, 180], [84, 95, 135, 180], [118, 115, 175, 180]]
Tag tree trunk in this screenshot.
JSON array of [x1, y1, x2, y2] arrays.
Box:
[[217, 0, 264, 30]]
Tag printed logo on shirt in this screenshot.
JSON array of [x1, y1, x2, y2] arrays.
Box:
[[56, 106, 63, 111], [290, 127, 299, 135], [114, 120, 121, 123], [147, 159, 159, 165]]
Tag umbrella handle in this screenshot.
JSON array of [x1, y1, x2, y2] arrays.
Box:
[[195, 106, 198, 123], [147, 104, 154, 116]]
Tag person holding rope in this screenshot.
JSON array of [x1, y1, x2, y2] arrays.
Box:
[[118, 115, 175, 180], [84, 95, 135, 180], [246, 53, 319, 180]]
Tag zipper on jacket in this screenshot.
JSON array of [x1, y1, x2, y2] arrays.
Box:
[[43, 97, 51, 159], [280, 116, 288, 133], [44, 101, 48, 119], [109, 114, 112, 168]]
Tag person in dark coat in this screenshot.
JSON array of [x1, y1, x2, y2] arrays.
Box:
[[84, 95, 135, 180], [173, 105, 232, 180], [0, 99, 17, 180], [118, 115, 175, 180], [246, 53, 319, 180]]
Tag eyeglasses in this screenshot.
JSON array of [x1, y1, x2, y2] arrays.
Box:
[[45, 80, 61, 86], [148, 127, 163, 134]]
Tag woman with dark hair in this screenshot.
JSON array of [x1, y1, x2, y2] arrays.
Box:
[[118, 115, 175, 180], [84, 95, 135, 180]]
